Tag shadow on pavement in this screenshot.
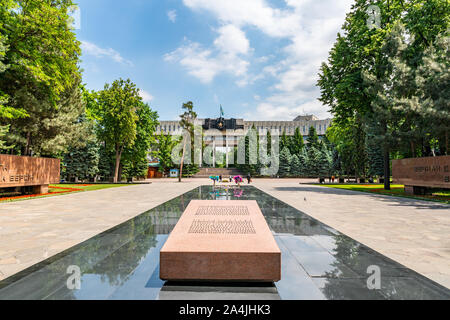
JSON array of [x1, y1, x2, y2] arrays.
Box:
[[272, 186, 450, 210]]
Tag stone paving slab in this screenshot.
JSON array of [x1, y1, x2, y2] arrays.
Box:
[[252, 179, 450, 289], [1, 178, 449, 291], [0, 180, 204, 280]]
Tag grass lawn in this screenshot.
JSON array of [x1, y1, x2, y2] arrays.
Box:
[[321, 184, 450, 205], [0, 184, 132, 203]]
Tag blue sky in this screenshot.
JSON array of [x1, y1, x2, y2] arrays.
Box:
[[74, 0, 353, 121]]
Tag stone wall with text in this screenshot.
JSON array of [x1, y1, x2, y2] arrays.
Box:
[[392, 156, 450, 189], [0, 155, 60, 188]]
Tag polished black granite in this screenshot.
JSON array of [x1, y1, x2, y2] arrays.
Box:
[[0, 185, 449, 300]]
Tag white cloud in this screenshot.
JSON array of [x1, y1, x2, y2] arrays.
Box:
[[183, 0, 300, 38], [179, 0, 353, 119], [164, 24, 251, 84], [81, 41, 133, 66], [167, 10, 177, 23], [139, 90, 154, 103], [213, 24, 250, 55]]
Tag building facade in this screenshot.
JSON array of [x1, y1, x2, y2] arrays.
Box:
[[155, 115, 333, 168], [156, 115, 332, 140]]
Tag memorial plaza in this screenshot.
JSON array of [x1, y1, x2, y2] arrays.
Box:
[[0, 178, 449, 299], [0, 0, 448, 302]]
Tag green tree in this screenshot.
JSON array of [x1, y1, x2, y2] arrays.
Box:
[[153, 132, 179, 175], [298, 148, 308, 176], [290, 154, 301, 177], [10, 78, 89, 157], [0, 0, 81, 154], [278, 147, 292, 177], [318, 0, 449, 189], [365, 119, 385, 177], [92, 79, 141, 183], [0, 124, 12, 150], [178, 101, 197, 182], [363, 22, 414, 189], [306, 147, 322, 177], [63, 142, 100, 182], [415, 32, 449, 155], [280, 130, 290, 151], [237, 125, 259, 175], [0, 16, 26, 149], [122, 102, 159, 179], [318, 144, 333, 177], [306, 126, 320, 149], [290, 127, 305, 155]]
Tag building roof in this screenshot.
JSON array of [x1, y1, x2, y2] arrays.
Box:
[[293, 115, 319, 121]]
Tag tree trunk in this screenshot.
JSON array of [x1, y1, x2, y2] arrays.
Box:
[[384, 144, 390, 190], [410, 141, 416, 158], [382, 120, 390, 191], [446, 130, 449, 156], [114, 144, 122, 183], [179, 136, 187, 183], [118, 163, 123, 182], [25, 132, 31, 156]]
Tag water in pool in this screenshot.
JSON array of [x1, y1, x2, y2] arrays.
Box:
[[0, 186, 448, 300]]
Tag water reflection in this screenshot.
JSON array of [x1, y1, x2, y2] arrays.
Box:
[[0, 186, 448, 300]]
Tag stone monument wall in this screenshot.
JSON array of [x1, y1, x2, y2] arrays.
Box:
[[0, 155, 60, 194], [392, 155, 450, 194]]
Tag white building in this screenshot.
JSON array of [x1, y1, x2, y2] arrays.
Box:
[[156, 115, 332, 140], [154, 115, 333, 168]]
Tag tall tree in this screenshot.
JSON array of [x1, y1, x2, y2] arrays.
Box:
[[306, 126, 320, 149], [306, 147, 322, 177], [363, 22, 414, 189], [0, 0, 81, 155], [63, 141, 100, 182], [415, 32, 449, 155], [278, 147, 292, 177], [0, 124, 12, 150], [93, 79, 141, 183], [290, 127, 305, 155], [280, 130, 290, 151], [0, 16, 27, 148], [178, 101, 197, 182], [290, 154, 301, 177], [318, 0, 449, 189], [122, 102, 159, 179], [8, 78, 88, 157], [153, 132, 179, 175]]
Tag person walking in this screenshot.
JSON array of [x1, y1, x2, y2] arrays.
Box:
[[247, 173, 252, 184]]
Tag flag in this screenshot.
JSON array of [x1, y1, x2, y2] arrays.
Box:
[[220, 105, 224, 117]]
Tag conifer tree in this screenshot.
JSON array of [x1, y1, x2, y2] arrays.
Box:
[[278, 147, 292, 177], [290, 127, 305, 156], [290, 154, 301, 177], [306, 126, 320, 149], [306, 147, 321, 177], [298, 148, 308, 176]]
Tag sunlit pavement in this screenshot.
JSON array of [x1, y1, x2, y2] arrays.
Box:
[[252, 179, 450, 289], [0, 178, 449, 289]]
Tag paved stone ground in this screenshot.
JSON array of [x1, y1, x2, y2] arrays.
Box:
[[252, 179, 450, 289], [1, 178, 449, 289], [0, 180, 204, 281]]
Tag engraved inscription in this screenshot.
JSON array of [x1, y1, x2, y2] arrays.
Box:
[[189, 220, 256, 234], [196, 206, 250, 216]]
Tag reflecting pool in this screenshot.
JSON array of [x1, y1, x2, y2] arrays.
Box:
[[0, 186, 448, 300]]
